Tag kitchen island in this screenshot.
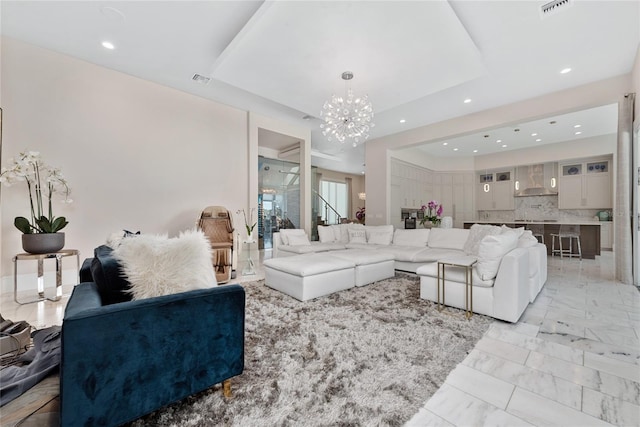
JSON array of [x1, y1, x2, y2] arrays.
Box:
[[463, 220, 601, 259]]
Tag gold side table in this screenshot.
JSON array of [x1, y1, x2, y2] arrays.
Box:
[[437, 256, 478, 320], [13, 249, 80, 305]]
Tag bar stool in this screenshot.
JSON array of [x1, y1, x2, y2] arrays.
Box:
[[527, 224, 545, 245], [550, 224, 582, 259]]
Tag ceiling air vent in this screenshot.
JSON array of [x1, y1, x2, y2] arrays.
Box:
[[191, 73, 211, 85], [540, 0, 573, 19]]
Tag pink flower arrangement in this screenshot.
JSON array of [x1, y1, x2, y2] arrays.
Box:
[[420, 200, 443, 226], [356, 206, 365, 222]]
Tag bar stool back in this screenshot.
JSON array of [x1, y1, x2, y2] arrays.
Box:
[[550, 224, 582, 259]]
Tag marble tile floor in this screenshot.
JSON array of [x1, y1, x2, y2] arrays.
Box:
[[407, 251, 640, 427], [2, 251, 638, 426]]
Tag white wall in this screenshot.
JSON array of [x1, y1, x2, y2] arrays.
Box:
[[1, 38, 250, 283], [365, 74, 633, 225]]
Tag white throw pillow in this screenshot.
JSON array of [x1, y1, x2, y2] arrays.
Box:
[[113, 229, 217, 300], [517, 230, 539, 248], [368, 231, 393, 245], [501, 225, 525, 238], [317, 226, 336, 243], [463, 224, 502, 256], [476, 231, 519, 281], [279, 229, 307, 245], [288, 233, 311, 246], [392, 229, 430, 247], [348, 228, 367, 244]]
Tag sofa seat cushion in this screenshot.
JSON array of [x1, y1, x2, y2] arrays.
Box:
[[328, 249, 395, 265], [278, 245, 317, 255], [412, 248, 466, 263], [416, 263, 495, 288], [345, 242, 377, 250], [264, 254, 355, 277], [310, 242, 347, 252]]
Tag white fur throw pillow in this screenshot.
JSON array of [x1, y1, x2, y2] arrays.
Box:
[[113, 229, 217, 300]]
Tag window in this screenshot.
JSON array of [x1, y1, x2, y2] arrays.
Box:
[[320, 180, 347, 224]]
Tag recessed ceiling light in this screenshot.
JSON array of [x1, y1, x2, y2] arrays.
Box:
[[361, 171, 365, 175], [496, 139, 502, 143], [575, 131, 582, 135], [443, 142, 448, 146], [463, 98, 472, 104], [473, 150, 478, 153], [560, 67, 572, 74], [549, 120, 557, 125], [536, 138, 542, 142], [453, 148, 459, 151], [101, 41, 115, 50], [399, 119, 406, 123], [502, 144, 508, 148], [531, 133, 537, 136], [574, 124, 581, 128]]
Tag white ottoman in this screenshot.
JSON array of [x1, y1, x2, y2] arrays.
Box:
[[263, 254, 355, 301], [327, 250, 396, 287]]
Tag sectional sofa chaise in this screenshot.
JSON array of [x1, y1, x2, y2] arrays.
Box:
[[265, 224, 547, 323]]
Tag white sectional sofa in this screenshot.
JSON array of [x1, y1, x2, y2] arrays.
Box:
[[269, 223, 547, 322]]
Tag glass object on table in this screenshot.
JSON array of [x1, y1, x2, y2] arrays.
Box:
[[241, 239, 256, 276]]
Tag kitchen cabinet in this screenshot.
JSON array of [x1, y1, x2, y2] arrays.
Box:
[[558, 159, 612, 209], [600, 221, 613, 250], [476, 170, 514, 211]]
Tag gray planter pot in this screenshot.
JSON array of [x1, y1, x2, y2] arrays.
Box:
[[22, 233, 65, 254]]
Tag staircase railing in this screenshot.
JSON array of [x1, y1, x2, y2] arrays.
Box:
[[313, 189, 342, 225]]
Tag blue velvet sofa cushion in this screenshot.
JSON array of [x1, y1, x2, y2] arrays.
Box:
[[90, 245, 132, 305]]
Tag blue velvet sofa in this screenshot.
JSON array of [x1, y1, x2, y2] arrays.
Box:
[[61, 245, 245, 426]]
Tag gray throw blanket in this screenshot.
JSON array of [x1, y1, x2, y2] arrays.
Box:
[[0, 326, 61, 406]]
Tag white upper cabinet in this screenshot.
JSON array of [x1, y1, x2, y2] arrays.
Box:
[[558, 159, 612, 209]]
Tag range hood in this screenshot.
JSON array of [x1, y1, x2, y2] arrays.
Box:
[[515, 186, 558, 197], [514, 163, 558, 197]]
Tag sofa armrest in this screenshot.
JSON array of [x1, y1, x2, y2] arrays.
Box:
[[61, 284, 245, 426], [79, 258, 94, 283], [492, 247, 530, 323], [273, 232, 281, 257]]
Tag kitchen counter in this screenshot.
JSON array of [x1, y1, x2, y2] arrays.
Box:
[[463, 221, 602, 259], [469, 220, 601, 226]]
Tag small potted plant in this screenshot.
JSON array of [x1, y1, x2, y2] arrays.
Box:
[[0, 151, 72, 253], [419, 200, 443, 228]]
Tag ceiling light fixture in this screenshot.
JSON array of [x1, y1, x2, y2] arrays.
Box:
[[496, 139, 502, 143], [574, 124, 581, 128], [443, 142, 448, 146], [560, 67, 572, 74], [101, 41, 115, 50], [320, 71, 374, 147], [502, 144, 508, 148], [575, 131, 582, 135], [399, 119, 406, 123], [531, 133, 537, 136], [464, 98, 472, 104], [453, 148, 459, 151], [473, 150, 478, 153], [536, 138, 542, 142]]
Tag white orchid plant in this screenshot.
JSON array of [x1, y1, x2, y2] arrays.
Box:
[[237, 208, 257, 238], [0, 150, 72, 234]]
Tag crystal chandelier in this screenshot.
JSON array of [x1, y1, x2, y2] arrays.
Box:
[[320, 71, 374, 147]]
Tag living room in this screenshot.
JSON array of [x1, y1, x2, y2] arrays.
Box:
[[1, 1, 639, 426]]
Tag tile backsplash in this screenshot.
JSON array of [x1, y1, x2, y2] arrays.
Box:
[[478, 195, 604, 222]]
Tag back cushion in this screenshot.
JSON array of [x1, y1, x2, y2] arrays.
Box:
[[90, 245, 132, 305], [476, 231, 520, 281], [463, 224, 502, 256], [517, 230, 539, 248], [365, 225, 394, 245], [392, 229, 430, 247], [348, 228, 367, 244], [279, 229, 307, 245], [428, 228, 470, 250], [317, 226, 336, 243]]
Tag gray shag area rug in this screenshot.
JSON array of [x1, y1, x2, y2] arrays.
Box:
[[130, 274, 492, 427]]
